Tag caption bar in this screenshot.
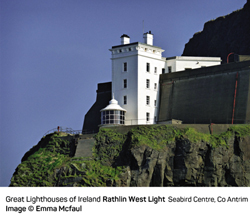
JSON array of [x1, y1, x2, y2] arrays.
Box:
[[5, 195, 249, 213]]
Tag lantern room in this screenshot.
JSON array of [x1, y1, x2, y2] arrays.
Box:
[[100, 97, 126, 125]]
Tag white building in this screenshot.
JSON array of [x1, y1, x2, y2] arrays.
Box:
[[105, 32, 221, 126], [166, 56, 222, 73]]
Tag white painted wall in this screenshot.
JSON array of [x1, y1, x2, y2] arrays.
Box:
[[110, 42, 165, 125], [110, 48, 138, 125], [166, 56, 221, 73], [137, 44, 165, 124]]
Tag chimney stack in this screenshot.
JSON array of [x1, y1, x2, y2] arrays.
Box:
[[121, 34, 130, 45], [143, 31, 153, 45]]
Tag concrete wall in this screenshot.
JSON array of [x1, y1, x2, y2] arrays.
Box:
[[159, 61, 250, 124], [82, 82, 111, 133]]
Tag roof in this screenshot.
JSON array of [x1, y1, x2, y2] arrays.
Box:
[[111, 42, 162, 50], [100, 97, 126, 112], [120, 34, 130, 38], [166, 56, 222, 61], [111, 42, 138, 49]]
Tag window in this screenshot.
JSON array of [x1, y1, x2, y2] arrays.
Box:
[[101, 110, 125, 125], [124, 96, 127, 105], [154, 67, 157, 74], [154, 100, 157, 107], [162, 68, 165, 74], [146, 63, 150, 72], [123, 62, 127, 72], [146, 79, 150, 89], [146, 112, 150, 122], [123, 79, 127, 88], [168, 66, 172, 73], [146, 96, 150, 105], [154, 83, 157, 90]]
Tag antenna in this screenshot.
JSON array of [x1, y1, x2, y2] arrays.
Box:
[[143, 20, 144, 34]]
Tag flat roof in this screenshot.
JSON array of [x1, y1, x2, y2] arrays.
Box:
[[111, 42, 162, 50], [166, 56, 222, 61]]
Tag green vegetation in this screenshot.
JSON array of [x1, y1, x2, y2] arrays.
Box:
[[100, 125, 250, 150], [10, 124, 250, 186], [93, 128, 125, 164], [10, 133, 72, 187], [229, 125, 250, 137], [10, 131, 124, 187], [128, 125, 179, 150], [58, 158, 123, 187], [182, 127, 233, 148]]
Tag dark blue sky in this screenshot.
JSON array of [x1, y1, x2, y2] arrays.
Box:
[[0, 0, 247, 186]]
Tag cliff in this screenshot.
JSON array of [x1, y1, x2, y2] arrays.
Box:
[[182, 0, 250, 63], [10, 125, 250, 187]]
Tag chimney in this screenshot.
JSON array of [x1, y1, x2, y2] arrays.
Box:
[[121, 34, 130, 45], [143, 31, 153, 45]]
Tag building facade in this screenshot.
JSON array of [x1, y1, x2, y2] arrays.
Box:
[[109, 32, 221, 125], [110, 32, 166, 125], [83, 32, 238, 132]]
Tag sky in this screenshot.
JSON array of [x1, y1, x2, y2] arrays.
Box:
[[0, 0, 247, 186]]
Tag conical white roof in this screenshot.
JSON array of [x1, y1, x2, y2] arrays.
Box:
[[100, 96, 126, 112]]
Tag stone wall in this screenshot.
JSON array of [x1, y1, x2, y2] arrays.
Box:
[[158, 61, 250, 124]]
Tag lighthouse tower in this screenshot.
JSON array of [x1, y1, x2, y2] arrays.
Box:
[[109, 32, 165, 125]]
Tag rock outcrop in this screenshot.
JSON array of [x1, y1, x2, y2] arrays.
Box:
[[182, 0, 250, 63], [9, 125, 250, 187]]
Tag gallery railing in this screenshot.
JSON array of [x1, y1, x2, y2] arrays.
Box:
[[43, 126, 95, 136]]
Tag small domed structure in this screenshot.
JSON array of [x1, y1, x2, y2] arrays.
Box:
[[100, 96, 126, 125]]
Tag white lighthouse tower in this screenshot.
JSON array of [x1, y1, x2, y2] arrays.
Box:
[[109, 32, 165, 125]]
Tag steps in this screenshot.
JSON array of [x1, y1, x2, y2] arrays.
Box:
[[74, 135, 95, 158]]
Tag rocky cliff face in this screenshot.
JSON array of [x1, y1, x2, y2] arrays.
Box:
[[182, 0, 250, 63], [10, 125, 250, 187]]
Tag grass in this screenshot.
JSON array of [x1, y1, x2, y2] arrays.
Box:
[[10, 132, 124, 187], [58, 159, 124, 187], [10, 133, 73, 187], [93, 128, 125, 164], [10, 124, 250, 186]]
